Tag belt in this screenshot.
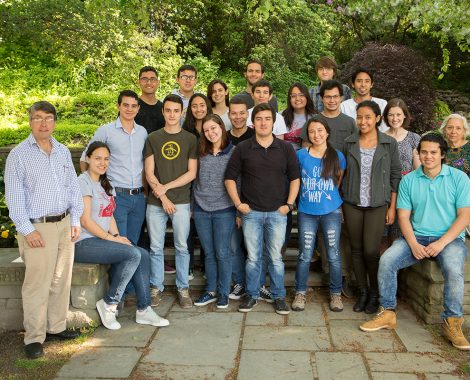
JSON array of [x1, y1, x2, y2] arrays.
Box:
[[115, 187, 144, 195], [30, 211, 69, 224]]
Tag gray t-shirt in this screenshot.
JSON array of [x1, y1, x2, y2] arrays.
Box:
[[301, 112, 356, 151], [77, 172, 116, 242]]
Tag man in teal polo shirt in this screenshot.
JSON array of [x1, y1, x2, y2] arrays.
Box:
[[359, 134, 470, 351]]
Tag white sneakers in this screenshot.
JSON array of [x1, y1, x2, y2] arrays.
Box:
[[97, 299, 169, 330], [136, 307, 170, 327], [96, 299, 121, 330]]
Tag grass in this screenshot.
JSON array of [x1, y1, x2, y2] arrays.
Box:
[[0, 325, 96, 380]]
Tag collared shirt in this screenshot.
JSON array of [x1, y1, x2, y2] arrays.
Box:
[[80, 118, 148, 188], [340, 97, 389, 132], [225, 136, 300, 212], [171, 89, 192, 126], [397, 164, 470, 239], [5, 134, 84, 236]]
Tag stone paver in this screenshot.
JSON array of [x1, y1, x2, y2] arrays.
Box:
[[325, 305, 369, 320], [371, 373, 420, 380], [365, 353, 457, 373], [155, 295, 176, 317], [245, 312, 285, 326], [82, 317, 157, 347], [425, 374, 465, 380], [288, 302, 326, 327], [55, 347, 141, 379], [243, 325, 331, 351], [143, 312, 242, 368], [315, 352, 368, 379], [135, 363, 233, 379], [238, 350, 314, 380], [329, 319, 404, 352], [394, 306, 440, 353]]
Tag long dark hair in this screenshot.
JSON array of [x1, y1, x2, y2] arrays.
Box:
[[183, 93, 213, 137], [282, 83, 316, 130], [85, 141, 113, 196], [198, 114, 229, 157], [305, 117, 341, 185]]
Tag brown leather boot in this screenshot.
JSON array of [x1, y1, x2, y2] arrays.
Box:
[[442, 317, 470, 350]]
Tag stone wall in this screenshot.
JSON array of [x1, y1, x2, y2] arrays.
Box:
[[436, 90, 470, 120], [0, 248, 107, 330]]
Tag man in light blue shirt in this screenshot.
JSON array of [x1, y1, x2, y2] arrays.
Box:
[[80, 90, 148, 245], [5, 101, 83, 359], [360, 134, 470, 351]]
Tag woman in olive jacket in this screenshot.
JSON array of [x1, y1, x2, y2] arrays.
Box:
[[342, 100, 401, 314]]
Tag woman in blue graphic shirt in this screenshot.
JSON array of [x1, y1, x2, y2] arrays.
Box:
[[292, 117, 346, 313]]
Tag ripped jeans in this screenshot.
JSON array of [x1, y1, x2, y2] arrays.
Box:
[[295, 208, 342, 294]]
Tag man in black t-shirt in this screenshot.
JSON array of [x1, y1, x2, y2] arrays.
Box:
[[135, 66, 165, 134], [228, 96, 254, 146]]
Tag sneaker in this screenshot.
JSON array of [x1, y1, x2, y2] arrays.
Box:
[[164, 263, 176, 274], [96, 299, 121, 330], [150, 287, 162, 307], [273, 298, 290, 315], [178, 288, 193, 309], [292, 293, 306, 311], [359, 306, 397, 332], [442, 317, 470, 350], [329, 293, 343, 312], [194, 292, 217, 306], [229, 283, 246, 300], [188, 269, 194, 281], [259, 286, 273, 303], [136, 307, 169, 327], [216, 295, 229, 309], [238, 295, 258, 312]]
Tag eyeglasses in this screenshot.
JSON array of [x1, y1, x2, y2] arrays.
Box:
[[290, 93, 306, 99], [323, 95, 340, 100], [180, 75, 196, 81], [31, 116, 55, 123], [140, 77, 158, 83]]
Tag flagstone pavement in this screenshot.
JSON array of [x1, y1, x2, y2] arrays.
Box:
[[54, 289, 466, 380]]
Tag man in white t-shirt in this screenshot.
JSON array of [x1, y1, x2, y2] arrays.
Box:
[[340, 67, 388, 132], [247, 80, 287, 139]]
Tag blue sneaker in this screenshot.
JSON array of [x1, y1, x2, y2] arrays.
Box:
[[216, 295, 229, 309], [194, 292, 217, 306]]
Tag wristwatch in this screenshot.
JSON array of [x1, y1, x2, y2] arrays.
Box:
[[287, 203, 295, 211]]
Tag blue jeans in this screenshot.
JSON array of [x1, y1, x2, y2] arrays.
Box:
[[194, 205, 235, 297], [146, 203, 190, 291], [74, 238, 151, 309], [114, 192, 146, 245], [231, 226, 246, 286], [379, 236, 468, 318], [296, 209, 342, 294], [242, 210, 287, 299]]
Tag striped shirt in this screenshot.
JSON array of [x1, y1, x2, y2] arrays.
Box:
[[5, 134, 84, 236], [80, 118, 148, 188]]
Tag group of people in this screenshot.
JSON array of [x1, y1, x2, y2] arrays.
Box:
[[5, 56, 470, 360]]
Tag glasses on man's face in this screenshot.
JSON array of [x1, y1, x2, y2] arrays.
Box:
[[290, 93, 306, 99], [180, 75, 196, 81], [140, 77, 158, 83], [323, 95, 340, 101], [31, 116, 55, 124]]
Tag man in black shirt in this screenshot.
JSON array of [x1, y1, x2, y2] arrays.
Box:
[[135, 66, 165, 134], [228, 96, 254, 146], [225, 103, 300, 315]]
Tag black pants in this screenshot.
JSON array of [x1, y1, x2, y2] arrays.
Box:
[[342, 202, 387, 293]]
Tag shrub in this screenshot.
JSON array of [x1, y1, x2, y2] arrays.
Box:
[[339, 43, 436, 134]]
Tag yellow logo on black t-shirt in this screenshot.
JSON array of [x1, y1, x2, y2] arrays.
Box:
[[162, 141, 180, 160]]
